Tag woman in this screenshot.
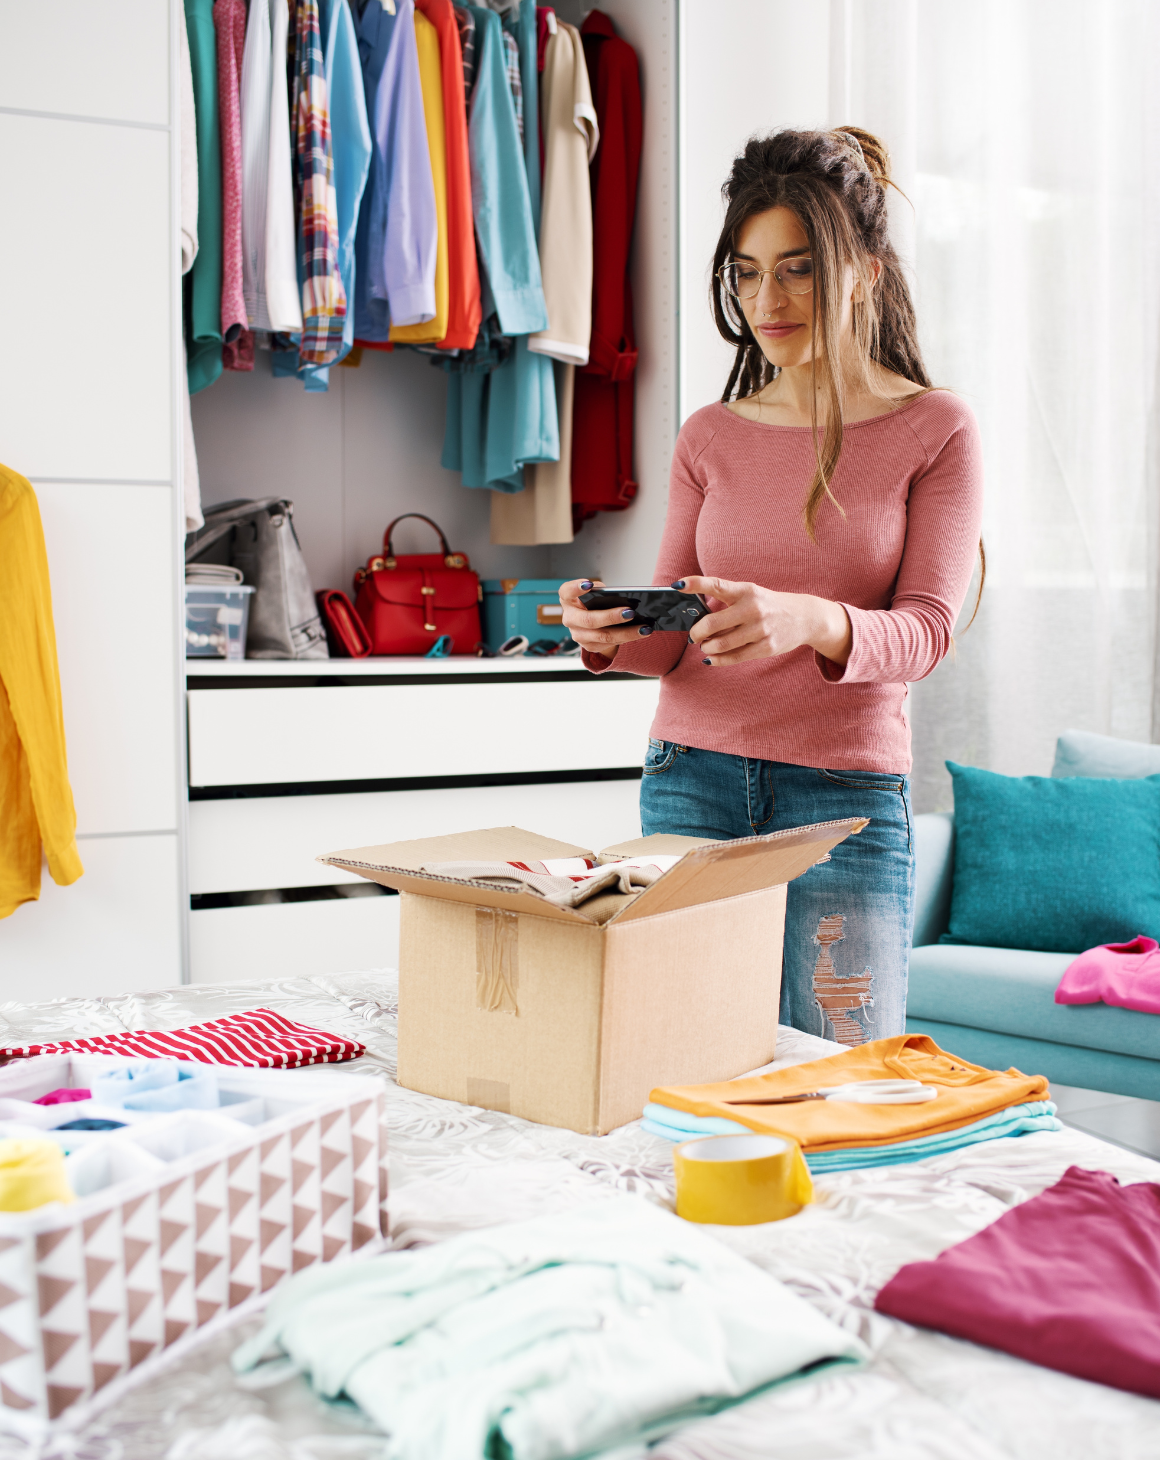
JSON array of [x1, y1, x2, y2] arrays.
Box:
[[559, 127, 984, 1047]]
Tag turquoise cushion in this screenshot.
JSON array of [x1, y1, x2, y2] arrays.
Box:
[[1052, 729, 1160, 780], [943, 762, 1160, 954], [908, 943, 1160, 1060]]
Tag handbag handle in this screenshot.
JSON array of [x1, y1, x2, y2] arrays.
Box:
[[383, 514, 452, 560]]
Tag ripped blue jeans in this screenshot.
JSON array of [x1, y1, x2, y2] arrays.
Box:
[[639, 742, 914, 1046]]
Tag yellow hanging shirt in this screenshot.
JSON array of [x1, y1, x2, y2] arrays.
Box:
[[0, 465, 83, 917], [390, 9, 449, 345]]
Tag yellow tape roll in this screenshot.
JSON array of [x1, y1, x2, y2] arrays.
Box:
[[673, 1133, 813, 1225]]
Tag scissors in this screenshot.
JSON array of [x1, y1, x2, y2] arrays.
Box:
[[724, 1079, 939, 1106]]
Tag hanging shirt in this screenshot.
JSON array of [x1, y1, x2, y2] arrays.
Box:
[[462, 6, 544, 334], [417, 0, 482, 352], [180, 1, 199, 276], [442, 3, 556, 490], [179, 3, 204, 530], [528, 20, 597, 365], [295, 0, 348, 365], [0, 467, 83, 920], [216, 0, 254, 370], [239, 0, 272, 325], [571, 8, 642, 526], [390, 10, 450, 345], [184, 0, 223, 394], [454, 5, 477, 97], [298, 0, 372, 389], [503, 30, 523, 144], [240, 0, 301, 335], [354, 0, 436, 342], [503, 0, 540, 231], [265, 0, 304, 331]]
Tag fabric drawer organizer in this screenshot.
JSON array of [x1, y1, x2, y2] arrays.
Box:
[[0, 1054, 388, 1437]]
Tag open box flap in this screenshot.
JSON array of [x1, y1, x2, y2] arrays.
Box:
[[319, 820, 867, 927], [597, 833, 719, 863], [319, 826, 602, 924], [604, 817, 869, 925], [320, 826, 597, 871]]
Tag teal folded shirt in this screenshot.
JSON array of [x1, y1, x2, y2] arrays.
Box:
[[642, 1101, 1062, 1172]]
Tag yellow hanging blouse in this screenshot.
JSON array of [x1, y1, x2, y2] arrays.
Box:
[[0, 465, 83, 917]]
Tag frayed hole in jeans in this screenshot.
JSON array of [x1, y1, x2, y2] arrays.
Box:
[[812, 913, 873, 1047]]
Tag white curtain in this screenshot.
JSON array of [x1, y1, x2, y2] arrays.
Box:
[[831, 0, 1160, 810]]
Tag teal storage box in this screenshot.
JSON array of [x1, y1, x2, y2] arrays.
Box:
[[482, 579, 572, 648]]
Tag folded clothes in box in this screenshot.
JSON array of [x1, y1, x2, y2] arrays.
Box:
[[0, 1054, 388, 1436]]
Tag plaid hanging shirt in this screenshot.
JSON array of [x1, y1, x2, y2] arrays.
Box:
[[295, 0, 347, 364]]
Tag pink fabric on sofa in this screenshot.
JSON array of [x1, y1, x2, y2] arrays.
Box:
[[1055, 935, 1160, 1015]]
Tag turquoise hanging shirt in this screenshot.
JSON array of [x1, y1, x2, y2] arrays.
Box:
[[184, 0, 223, 394], [442, 3, 557, 489]]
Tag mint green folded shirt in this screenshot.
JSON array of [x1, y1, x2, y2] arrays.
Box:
[[232, 1197, 865, 1460], [642, 1101, 1063, 1172]]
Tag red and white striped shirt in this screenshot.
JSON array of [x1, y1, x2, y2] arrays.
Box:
[[0, 1009, 365, 1069]]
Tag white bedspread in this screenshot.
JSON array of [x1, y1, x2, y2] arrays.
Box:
[[0, 971, 1157, 1460]]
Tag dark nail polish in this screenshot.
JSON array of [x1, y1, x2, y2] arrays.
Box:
[[580, 579, 593, 590], [621, 608, 635, 620], [702, 657, 712, 665], [671, 580, 686, 590], [638, 625, 653, 636]]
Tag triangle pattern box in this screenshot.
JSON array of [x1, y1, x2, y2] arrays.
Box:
[[0, 1057, 387, 1435]]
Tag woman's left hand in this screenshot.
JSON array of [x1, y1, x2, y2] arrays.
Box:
[[674, 576, 853, 667]]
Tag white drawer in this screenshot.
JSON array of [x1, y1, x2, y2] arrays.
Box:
[[187, 677, 660, 787], [188, 781, 644, 894], [189, 895, 401, 984]]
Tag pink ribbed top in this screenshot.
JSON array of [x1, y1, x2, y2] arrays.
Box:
[[584, 392, 984, 773]]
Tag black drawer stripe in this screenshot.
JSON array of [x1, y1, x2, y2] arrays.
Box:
[[189, 766, 644, 800], [187, 670, 640, 689], [192, 883, 397, 910]]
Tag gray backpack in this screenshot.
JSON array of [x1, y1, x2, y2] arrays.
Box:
[[185, 498, 328, 659]]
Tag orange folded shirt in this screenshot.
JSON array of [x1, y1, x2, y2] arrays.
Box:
[[651, 1035, 1050, 1154]]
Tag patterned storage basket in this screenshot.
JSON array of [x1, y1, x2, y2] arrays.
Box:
[[0, 1056, 388, 1434]]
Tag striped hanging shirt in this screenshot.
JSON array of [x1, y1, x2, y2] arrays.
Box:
[[0, 1009, 365, 1068], [295, 0, 347, 364]]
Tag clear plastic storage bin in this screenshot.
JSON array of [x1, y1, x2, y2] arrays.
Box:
[[184, 584, 255, 660]]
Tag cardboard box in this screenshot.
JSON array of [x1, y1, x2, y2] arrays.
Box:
[[320, 820, 864, 1135]]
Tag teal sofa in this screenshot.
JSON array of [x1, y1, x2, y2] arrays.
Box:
[[906, 731, 1160, 1100]]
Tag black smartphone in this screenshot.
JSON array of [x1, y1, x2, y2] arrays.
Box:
[[579, 586, 711, 632]]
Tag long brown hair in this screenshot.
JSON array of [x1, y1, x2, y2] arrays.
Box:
[[712, 126, 984, 624]]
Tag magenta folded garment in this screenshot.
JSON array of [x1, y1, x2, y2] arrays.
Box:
[[1055, 935, 1160, 1015], [33, 1088, 92, 1106], [875, 1166, 1160, 1399], [0, 1010, 365, 1069]]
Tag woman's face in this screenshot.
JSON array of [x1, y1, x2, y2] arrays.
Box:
[[730, 206, 855, 370]]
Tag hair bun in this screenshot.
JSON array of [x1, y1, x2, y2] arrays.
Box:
[[835, 126, 891, 185]]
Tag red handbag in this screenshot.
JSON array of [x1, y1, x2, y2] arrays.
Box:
[[316, 589, 372, 658], [353, 514, 482, 656]]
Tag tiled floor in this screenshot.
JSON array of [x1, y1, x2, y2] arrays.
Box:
[[1052, 1083, 1160, 1161]]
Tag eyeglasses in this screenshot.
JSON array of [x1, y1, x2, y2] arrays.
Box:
[[718, 257, 815, 299]]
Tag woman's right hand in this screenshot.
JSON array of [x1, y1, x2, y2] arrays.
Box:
[[558, 579, 654, 660]]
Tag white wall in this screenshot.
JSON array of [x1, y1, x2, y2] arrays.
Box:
[[0, 1, 185, 994], [678, 0, 831, 424]]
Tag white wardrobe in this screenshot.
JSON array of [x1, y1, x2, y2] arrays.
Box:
[[0, 0, 838, 997]]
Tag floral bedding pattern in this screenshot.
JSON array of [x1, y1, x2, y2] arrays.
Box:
[[0, 971, 1156, 1459]]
